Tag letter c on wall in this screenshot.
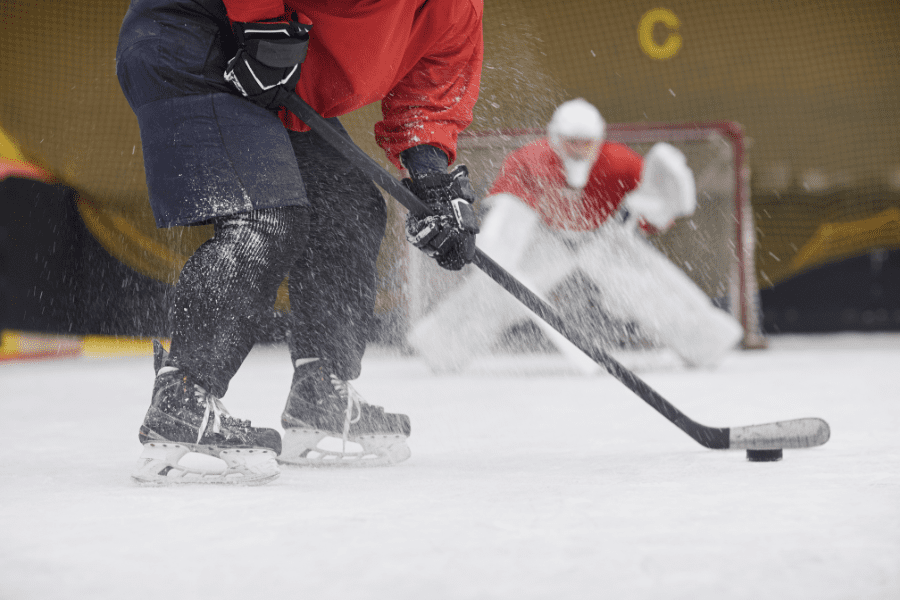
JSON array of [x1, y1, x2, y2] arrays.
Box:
[[639, 8, 682, 60]]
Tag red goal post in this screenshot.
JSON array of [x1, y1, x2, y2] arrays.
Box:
[[405, 121, 766, 350]]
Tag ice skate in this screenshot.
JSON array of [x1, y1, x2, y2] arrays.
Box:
[[279, 358, 411, 467], [131, 341, 282, 485]]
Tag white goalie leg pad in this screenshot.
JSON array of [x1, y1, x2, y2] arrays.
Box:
[[409, 194, 547, 373], [529, 313, 603, 375], [408, 270, 529, 373], [575, 224, 743, 368], [278, 428, 411, 467], [131, 442, 280, 485], [408, 215, 578, 373], [514, 228, 611, 374]]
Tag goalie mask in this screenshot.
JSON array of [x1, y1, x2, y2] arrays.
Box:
[[547, 98, 606, 189]]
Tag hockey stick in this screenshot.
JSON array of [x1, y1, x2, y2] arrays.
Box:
[[281, 92, 830, 451]]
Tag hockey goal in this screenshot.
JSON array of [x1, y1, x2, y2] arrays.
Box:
[[404, 121, 765, 351]]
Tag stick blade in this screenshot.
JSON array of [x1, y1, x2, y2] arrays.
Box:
[[728, 418, 830, 450]]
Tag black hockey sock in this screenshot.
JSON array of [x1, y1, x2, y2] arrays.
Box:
[[168, 206, 309, 397]]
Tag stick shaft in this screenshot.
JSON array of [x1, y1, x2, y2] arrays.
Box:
[[281, 92, 729, 448]]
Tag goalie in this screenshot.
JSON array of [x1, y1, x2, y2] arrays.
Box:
[[408, 98, 743, 373]]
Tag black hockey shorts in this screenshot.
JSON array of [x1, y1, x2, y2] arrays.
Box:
[[115, 0, 307, 227]]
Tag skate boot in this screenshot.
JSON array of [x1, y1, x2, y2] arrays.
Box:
[[279, 358, 411, 467], [131, 341, 282, 485]]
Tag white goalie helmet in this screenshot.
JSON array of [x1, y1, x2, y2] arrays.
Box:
[[547, 98, 606, 188]]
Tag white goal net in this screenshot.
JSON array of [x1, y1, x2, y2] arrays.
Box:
[[402, 121, 765, 357]]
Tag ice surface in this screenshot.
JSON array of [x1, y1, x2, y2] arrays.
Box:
[[1, 333, 898, 599]]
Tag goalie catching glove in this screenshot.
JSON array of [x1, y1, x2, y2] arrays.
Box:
[[623, 142, 697, 232], [403, 166, 480, 271], [225, 15, 312, 110]]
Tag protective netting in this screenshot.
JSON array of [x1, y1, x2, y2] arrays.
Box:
[[1, 0, 898, 315], [407, 124, 765, 347]]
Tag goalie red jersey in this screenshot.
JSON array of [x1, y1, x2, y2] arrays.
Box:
[[489, 139, 644, 232]]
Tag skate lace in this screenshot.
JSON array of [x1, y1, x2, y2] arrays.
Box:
[[196, 388, 245, 444], [331, 374, 363, 452]]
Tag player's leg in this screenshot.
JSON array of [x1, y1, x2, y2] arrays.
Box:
[[284, 120, 387, 379], [117, 0, 310, 483], [134, 207, 309, 484], [167, 208, 309, 398], [280, 122, 410, 466]]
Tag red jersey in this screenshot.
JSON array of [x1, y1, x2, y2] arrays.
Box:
[[489, 139, 644, 232], [222, 0, 484, 170]]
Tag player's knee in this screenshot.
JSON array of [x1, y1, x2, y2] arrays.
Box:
[[215, 206, 308, 268]]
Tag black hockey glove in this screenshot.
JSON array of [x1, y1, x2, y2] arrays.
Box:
[[403, 165, 480, 271], [224, 16, 311, 110]]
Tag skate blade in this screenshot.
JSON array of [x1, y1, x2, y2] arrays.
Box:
[[278, 428, 411, 467], [131, 442, 280, 485]]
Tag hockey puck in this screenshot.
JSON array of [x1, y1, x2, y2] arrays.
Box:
[[746, 449, 783, 462]]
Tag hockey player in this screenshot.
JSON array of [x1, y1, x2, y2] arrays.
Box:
[[117, 0, 482, 483], [408, 99, 743, 374]]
